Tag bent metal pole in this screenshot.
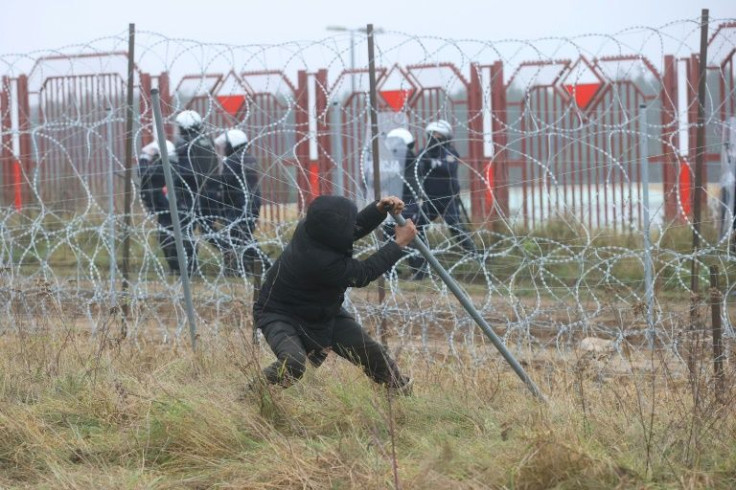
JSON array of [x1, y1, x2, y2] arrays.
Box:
[[392, 211, 546, 401], [151, 88, 199, 351]]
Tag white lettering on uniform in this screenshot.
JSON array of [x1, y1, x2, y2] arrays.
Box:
[[380, 159, 401, 175]]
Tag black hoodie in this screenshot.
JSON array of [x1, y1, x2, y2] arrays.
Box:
[[254, 196, 403, 343]]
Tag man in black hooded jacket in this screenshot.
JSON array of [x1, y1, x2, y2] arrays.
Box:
[[253, 195, 417, 393]]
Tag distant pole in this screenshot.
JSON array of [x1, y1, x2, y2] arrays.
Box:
[[121, 22, 135, 335], [690, 8, 709, 291], [367, 23, 382, 213], [151, 88, 198, 350], [367, 23, 389, 346], [639, 104, 654, 349], [688, 9, 709, 376], [106, 108, 117, 306], [709, 265, 725, 403]]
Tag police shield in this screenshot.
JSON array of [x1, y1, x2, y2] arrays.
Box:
[[362, 133, 408, 203]]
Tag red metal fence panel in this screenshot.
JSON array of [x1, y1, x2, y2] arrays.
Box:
[[5, 26, 736, 229]]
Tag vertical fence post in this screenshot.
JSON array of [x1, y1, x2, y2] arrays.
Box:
[[688, 9, 709, 377], [139, 73, 153, 147], [709, 265, 725, 403], [490, 61, 509, 226], [121, 23, 135, 336], [158, 72, 174, 142], [295, 70, 313, 210], [331, 101, 345, 197], [106, 108, 117, 306], [315, 69, 332, 196], [17, 75, 30, 210], [468, 63, 485, 222], [366, 23, 388, 347], [151, 88, 198, 350], [639, 104, 655, 349], [661, 55, 679, 223]]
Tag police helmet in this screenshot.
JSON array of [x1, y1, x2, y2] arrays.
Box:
[[175, 110, 203, 130], [215, 129, 248, 151], [386, 127, 415, 146], [425, 119, 453, 139]]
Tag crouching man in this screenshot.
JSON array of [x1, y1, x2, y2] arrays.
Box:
[[253, 195, 417, 394]]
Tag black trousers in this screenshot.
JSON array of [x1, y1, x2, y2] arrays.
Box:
[[259, 309, 407, 388], [156, 212, 180, 274]]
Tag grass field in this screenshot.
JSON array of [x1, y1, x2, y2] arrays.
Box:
[[2, 208, 736, 488], [1, 322, 735, 489]]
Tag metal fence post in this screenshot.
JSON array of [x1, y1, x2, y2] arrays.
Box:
[[151, 88, 199, 350], [121, 23, 136, 337], [709, 265, 725, 403], [688, 8, 709, 377], [106, 108, 117, 306], [366, 23, 389, 347], [639, 104, 655, 349], [392, 211, 546, 401], [331, 101, 344, 197]]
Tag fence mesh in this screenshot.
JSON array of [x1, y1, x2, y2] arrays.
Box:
[[1, 17, 735, 367]]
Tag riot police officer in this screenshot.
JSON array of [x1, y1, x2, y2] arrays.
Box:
[[413, 120, 477, 279], [138, 140, 180, 275], [173, 110, 221, 275], [214, 129, 271, 277]]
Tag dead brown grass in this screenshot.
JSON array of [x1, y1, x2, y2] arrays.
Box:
[[1, 318, 735, 489]]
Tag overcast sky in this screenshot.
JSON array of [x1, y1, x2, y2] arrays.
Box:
[[1, 0, 732, 55]]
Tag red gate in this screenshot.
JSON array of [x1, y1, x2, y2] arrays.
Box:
[[173, 69, 301, 222], [507, 55, 669, 230], [330, 62, 496, 221], [24, 52, 142, 213], [6, 27, 736, 229]]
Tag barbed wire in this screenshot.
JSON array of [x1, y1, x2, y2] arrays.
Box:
[[0, 18, 735, 366]]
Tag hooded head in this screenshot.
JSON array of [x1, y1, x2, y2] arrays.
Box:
[[304, 195, 358, 253]]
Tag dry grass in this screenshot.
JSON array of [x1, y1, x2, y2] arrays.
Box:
[[1, 320, 735, 489]]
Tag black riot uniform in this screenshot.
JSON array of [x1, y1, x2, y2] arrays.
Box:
[[138, 141, 179, 275], [218, 132, 271, 276], [173, 111, 221, 275]]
